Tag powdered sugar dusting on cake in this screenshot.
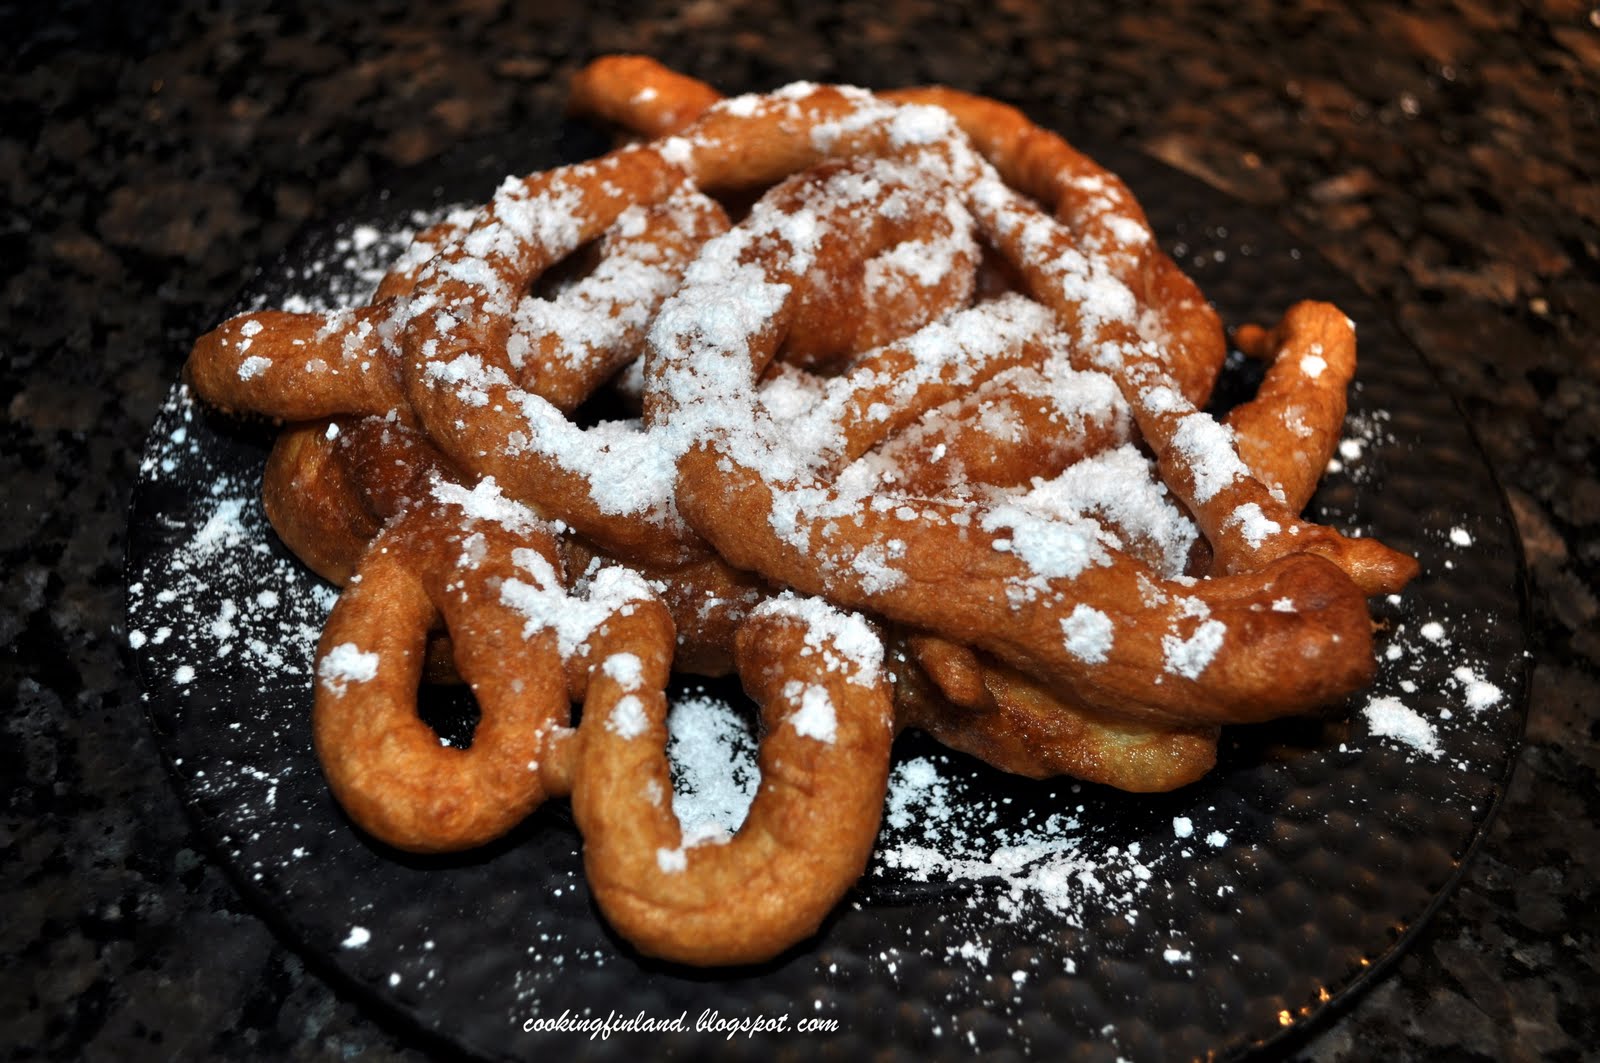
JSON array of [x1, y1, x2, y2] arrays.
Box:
[[318, 642, 380, 697], [1061, 604, 1114, 663], [606, 695, 649, 740], [784, 681, 838, 743], [1163, 617, 1228, 679], [432, 476, 545, 536], [1229, 502, 1282, 548], [751, 593, 883, 685], [1170, 414, 1248, 503], [499, 559, 653, 662], [601, 652, 644, 691]]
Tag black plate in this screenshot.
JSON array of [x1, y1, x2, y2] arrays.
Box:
[[125, 113, 1528, 1062]]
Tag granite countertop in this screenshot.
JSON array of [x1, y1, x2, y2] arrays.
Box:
[[3, 2, 1595, 1059]]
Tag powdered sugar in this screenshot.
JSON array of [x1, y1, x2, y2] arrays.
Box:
[[1060, 604, 1115, 663], [668, 696, 1180, 932], [606, 695, 649, 739], [1229, 502, 1281, 547], [750, 593, 884, 686], [318, 642, 380, 697], [499, 561, 653, 662], [1169, 414, 1248, 503], [980, 503, 1107, 580], [1362, 696, 1441, 758], [601, 652, 644, 691], [666, 690, 759, 837], [1451, 665, 1503, 710], [875, 755, 1168, 928], [1162, 617, 1227, 679], [784, 681, 838, 743], [433, 477, 545, 537], [1001, 443, 1200, 578]]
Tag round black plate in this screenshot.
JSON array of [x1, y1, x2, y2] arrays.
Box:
[[125, 113, 1528, 1062]]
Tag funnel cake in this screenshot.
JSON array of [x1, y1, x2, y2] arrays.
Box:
[[181, 57, 1418, 964]]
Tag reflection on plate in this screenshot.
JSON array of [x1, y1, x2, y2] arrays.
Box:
[[126, 116, 1527, 1061]]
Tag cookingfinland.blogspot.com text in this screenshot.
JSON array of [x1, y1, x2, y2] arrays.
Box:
[[523, 1008, 839, 1040]]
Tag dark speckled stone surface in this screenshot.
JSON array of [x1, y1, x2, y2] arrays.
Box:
[[3, 2, 1596, 1059]]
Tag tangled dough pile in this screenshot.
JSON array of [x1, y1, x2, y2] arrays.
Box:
[[185, 56, 1417, 965]]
